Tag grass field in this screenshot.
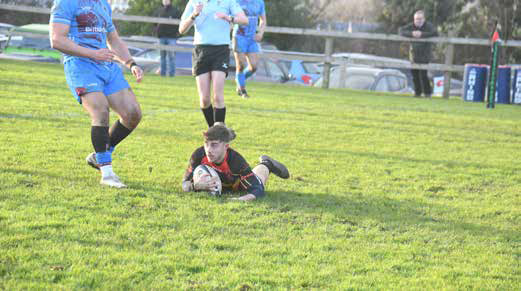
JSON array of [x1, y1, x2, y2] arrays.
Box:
[[0, 59, 520, 289]]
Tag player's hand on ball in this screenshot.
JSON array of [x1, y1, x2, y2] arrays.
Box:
[[92, 48, 115, 62], [194, 175, 219, 191]]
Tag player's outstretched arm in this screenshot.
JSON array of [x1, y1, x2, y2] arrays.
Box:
[[182, 180, 194, 192], [50, 23, 114, 61]]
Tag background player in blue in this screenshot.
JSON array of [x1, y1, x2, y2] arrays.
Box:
[[232, 0, 266, 98], [179, 0, 248, 127], [50, 0, 144, 188]]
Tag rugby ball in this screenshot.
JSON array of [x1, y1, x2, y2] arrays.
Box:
[[193, 164, 222, 196]]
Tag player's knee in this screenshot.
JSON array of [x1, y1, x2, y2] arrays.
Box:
[[120, 106, 142, 129], [200, 97, 212, 108], [212, 94, 224, 106], [91, 108, 110, 126]]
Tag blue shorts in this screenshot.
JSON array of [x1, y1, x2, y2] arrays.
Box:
[[232, 36, 260, 54], [64, 58, 130, 104]]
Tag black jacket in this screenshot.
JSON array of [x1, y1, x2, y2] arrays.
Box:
[[154, 5, 180, 38], [399, 21, 438, 63]]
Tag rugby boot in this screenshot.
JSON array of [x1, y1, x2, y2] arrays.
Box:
[[241, 89, 250, 99], [86, 152, 100, 170], [259, 155, 289, 179], [100, 173, 127, 188]]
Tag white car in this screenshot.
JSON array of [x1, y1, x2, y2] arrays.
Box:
[[314, 66, 413, 94]]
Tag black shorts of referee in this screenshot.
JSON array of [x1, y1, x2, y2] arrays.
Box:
[[192, 45, 230, 77]]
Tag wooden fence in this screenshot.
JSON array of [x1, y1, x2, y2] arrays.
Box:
[[2, 3, 521, 98]]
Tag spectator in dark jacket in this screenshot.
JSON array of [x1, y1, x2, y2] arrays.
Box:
[[399, 10, 438, 97], [155, 0, 181, 77]]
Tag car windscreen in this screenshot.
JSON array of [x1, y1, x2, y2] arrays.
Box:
[[279, 60, 291, 71], [302, 62, 321, 74], [9, 35, 51, 50], [136, 49, 160, 60]]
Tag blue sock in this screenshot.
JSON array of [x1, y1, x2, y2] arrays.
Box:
[[244, 69, 254, 80], [96, 151, 112, 166], [236, 72, 246, 88]]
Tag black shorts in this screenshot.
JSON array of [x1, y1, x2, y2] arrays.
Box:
[[192, 45, 230, 77]]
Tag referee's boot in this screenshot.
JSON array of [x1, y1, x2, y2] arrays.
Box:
[[259, 155, 289, 179]]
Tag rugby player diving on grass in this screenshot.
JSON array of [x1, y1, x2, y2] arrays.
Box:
[[182, 124, 289, 201]]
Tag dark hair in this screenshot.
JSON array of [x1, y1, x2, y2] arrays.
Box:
[[203, 124, 236, 143]]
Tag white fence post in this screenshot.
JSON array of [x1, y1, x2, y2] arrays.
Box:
[[322, 37, 334, 89]]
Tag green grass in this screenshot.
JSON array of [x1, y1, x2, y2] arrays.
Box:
[[3, 47, 62, 60], [0, 59, 520, 289]]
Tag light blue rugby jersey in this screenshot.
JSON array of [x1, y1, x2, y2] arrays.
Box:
[[182, 0, 243, 45], [50, 0, 115, 63], [233, 0, 265, 38]]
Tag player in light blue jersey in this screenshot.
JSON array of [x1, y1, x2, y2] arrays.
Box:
[[179, 0, 248, 127], [50, 0, 144, 188], [232, 0, 266, 98]]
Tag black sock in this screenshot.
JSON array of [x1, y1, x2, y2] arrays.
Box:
[[202, 105, 214, 127], [91, 126, 110, 153], [109, 120, 133, 148], [214, 107, 226, 123]]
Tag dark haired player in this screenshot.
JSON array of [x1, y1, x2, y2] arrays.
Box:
[[182, 124, 289, 201]]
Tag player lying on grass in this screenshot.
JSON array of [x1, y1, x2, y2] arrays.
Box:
[[182, 124, 289, 201]]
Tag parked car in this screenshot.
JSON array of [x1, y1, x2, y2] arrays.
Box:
[[249, 57, 290, 83], [121, 35, 193, 74], [127, 46, 145, 56], [130, 48, 161, 73], [259, 42, 279, 51], [1, 23, 60, 63], [0, 22, 15, 40], [0, 34, 8, 50], [228, 56, 291, 84], [280, 60, 322, 85], [314, 66, 413, 94], [174, 36, 194, 69]]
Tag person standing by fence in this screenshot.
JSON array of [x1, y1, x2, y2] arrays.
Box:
[[154, 0, 181, 77], [399, 10, 438, 98], [179, 0, 248, 127]]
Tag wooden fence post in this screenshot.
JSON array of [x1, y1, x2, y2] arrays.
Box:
[[443, 33, 455, 99], [322, 37, 334, 89]]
